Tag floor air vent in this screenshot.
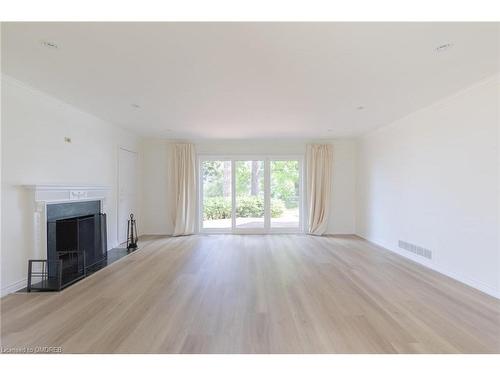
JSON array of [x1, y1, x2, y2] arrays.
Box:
[[398, 240, 432, 260]]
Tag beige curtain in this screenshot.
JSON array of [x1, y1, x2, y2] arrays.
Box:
[[172, 143, 196, 236], [306, 144, 333, 235]]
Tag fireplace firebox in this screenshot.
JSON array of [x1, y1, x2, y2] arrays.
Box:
[[39, 200, 107, 289]]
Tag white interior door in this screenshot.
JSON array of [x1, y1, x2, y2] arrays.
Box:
[[118, 147, 138, 245]]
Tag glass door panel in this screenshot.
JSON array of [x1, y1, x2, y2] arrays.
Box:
[[270, 160, 300, 229], [235, 160, 265, 229], [201, 160, 232, 229]]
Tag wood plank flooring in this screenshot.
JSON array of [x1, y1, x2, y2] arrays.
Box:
[[1, 235, 499, 353]]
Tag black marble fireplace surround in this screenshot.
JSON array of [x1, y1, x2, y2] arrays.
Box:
[[46, 200, 107, 288]]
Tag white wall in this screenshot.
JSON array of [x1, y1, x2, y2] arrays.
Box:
[[1, 75, 140, 296], [140, 139, 357, 236], [356, 75, 500, 298], [140, 138, 172, 235]]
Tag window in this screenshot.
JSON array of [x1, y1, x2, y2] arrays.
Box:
[[201, 160, 232, 230], [270, 160, 300, 229], [235, 160, 265, 229], [199, 156, 302, 233]]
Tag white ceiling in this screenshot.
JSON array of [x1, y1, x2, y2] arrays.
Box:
[[2, 22, 499, 139]]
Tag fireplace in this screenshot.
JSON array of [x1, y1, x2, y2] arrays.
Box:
[[46, 200, 107, 288]]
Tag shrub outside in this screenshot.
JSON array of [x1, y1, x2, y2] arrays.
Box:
[[203, 196, 285, 220]]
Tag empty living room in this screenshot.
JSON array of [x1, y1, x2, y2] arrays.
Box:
[[1, 1, 499, 373]]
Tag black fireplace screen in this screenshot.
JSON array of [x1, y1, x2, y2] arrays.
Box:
[[46, 212, 107, 289]]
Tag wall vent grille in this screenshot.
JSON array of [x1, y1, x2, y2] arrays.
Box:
[[398, 240, 432, 260]]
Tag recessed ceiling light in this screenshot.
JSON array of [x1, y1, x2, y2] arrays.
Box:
[[131, 103, 141, 109], [356, 106, 365, 110], [41, 40, 59, 49], [435, 43, 454, 53]]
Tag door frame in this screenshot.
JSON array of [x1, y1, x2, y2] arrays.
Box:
[[117, 146, 139, 245], [198, 154, 304, 234]]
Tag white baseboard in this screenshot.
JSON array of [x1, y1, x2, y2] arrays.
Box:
[[1, 278, 27, 297], [356, 234, 500, 299], [325, 232, 356, 236]]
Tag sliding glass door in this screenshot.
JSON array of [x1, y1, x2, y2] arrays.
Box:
[[200, 160, 232, 230], [270, 160, 300, 229], [235, 160, 265, 229], [200, 156, 302, 233]]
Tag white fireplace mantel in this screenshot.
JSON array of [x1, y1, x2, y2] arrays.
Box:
[[23, 184, 112, 260], [23, 184, 111, 203]]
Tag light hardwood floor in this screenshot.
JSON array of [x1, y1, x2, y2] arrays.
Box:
[[1, 235, 499, 353]]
